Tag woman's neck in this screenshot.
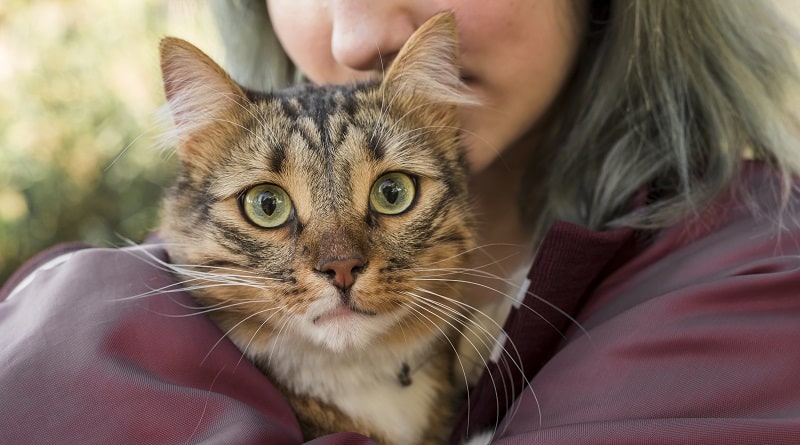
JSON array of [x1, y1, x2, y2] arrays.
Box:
[[463, 138, 538, 308]]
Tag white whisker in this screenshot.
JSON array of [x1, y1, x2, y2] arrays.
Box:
[[200, 303, 287, 366], [411, 274, 591, 343], [408, 290, 515, 420], [267, 305, 298, 368], [234, 304, 290, 369], [410, 285, 543, 432], [400, 299, 478, 433]]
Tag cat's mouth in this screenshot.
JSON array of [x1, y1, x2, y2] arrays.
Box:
[[312, 304, 376, 325]]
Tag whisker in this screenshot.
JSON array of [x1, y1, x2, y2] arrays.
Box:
[[411, 274, 591, 343], [104, 129, 149, 171], [115, 239, 285, 304], [403, 294, 531, 437], [200, 303, 287, 366], [234, 303, 289, 369], [170, 298, 276, 318], [416, 243, 522, 268], [411, 286, 543, 432], [407, 292, 513, 422], [267, 306, 299, 368], [400, 299, 478, 433]]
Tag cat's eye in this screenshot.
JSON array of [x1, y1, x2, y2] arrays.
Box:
[[369, 172, 416, 215], [242, 184, 293, 228]]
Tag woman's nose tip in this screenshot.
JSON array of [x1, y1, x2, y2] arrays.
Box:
[[329, 7, 415, 72]]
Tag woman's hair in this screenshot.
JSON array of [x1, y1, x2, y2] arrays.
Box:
[[212, 0, 800, 238], [209, 1, 297, 91], [535, 0, 800, 236]]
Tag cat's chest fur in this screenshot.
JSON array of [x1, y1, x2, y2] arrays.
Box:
[[264, 332, 457, 444]]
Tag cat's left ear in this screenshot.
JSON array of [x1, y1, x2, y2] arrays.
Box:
[[159, 37, 247, 167], [381, 12, 476, 107]]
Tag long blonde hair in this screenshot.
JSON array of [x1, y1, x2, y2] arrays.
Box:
[[212, 0, 800, 235]]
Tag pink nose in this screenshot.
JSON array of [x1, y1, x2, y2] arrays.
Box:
[[318, 258, 365, 290]]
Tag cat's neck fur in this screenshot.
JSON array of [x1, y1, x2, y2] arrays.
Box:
[[262, 327, 456, 444]]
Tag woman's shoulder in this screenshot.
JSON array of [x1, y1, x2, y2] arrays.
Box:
[[492, 162, 800, 443], [584, 161, 800, 320], [0, 241, 91, 302]]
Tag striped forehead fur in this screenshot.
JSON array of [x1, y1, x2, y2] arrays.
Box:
[[202, 82, 462, 200]]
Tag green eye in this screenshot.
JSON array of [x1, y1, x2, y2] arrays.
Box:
[[370, 172, 416, 215], [242, 184, 292, 228]]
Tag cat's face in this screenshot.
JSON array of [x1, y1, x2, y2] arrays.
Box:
[[159, 14, 476, 353]]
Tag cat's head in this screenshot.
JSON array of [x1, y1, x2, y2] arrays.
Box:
[[159, 12, 477, 353]]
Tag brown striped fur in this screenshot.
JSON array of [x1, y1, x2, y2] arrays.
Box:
[[159, 13, 476, 444]]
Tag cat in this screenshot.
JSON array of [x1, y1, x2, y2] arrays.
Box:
[[158, 12, 493, 445]]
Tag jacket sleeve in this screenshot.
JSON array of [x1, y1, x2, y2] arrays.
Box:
[[489, 208, 800, 444], [0, 243, 375, 445]]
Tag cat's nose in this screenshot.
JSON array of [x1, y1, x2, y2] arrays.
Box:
[[318, 258, 365, 291]]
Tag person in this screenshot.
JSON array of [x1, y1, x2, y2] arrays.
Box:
[[2, 0, 800, 444]]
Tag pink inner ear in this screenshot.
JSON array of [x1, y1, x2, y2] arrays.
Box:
[[160, 37, 244, 125], [159, 37, 247, 158], [381, 12, 477, 107]]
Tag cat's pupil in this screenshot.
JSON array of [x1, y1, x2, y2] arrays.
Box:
[[380, 180, 400, 204], [258, 192, 278, 216]]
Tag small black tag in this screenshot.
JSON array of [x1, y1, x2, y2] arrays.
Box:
[[398, 362, 412, 387]]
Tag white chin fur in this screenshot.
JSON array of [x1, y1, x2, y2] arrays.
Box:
[[296, 290, 403, 352]]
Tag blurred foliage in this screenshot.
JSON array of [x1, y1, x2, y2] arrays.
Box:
[[0, 0, 185, 282]]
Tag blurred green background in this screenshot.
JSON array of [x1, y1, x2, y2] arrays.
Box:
[[0, 0, 221, 282]]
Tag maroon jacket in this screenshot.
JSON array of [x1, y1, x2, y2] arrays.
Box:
[[3, 162, 800, 444]]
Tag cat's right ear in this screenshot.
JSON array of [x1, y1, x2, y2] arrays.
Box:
[[381, 12, 477, 108], [159, 37, 247, 167]]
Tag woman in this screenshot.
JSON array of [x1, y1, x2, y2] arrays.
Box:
[[2, 1, 800, 443], [213, 1, 800, 441]]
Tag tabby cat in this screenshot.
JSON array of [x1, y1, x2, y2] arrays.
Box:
[[158, 13, 486, 444]]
